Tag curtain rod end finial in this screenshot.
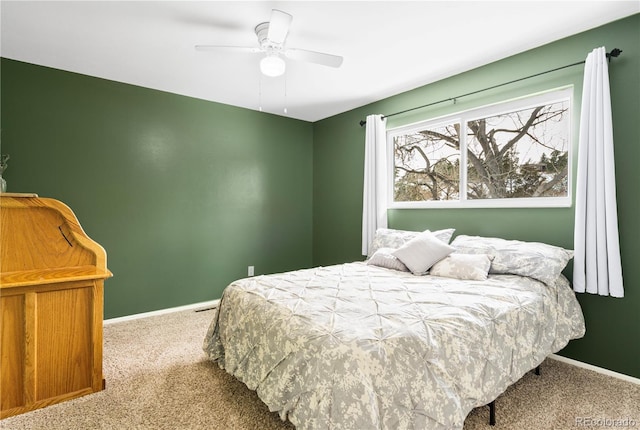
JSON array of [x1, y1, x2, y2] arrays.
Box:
[[607, 48, 622, 61]]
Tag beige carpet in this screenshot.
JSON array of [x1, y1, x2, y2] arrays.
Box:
[[2, 307, 638, 430]]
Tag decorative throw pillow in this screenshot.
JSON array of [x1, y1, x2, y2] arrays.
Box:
[[392, 231, 455, 275], [450, 235, 574, 285], [430, 253, 494, 281], [367, 227, 455, 258], [366, 247, 409, 272]]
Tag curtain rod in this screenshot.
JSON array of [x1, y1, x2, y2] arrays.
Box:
[[359, 48, 622, 127]]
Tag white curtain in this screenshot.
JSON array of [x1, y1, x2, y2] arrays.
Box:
[[573, 47, 624, 297], [362, 114, 388, 256]]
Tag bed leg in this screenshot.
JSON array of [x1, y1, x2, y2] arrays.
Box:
[[535, 365, 541, 376], [489, 400, 496, 426]]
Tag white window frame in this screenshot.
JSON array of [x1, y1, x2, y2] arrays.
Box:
[[387, 87, 573, 209]]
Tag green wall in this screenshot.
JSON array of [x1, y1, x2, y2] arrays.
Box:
[[1, 59, 314, 319], [313, 14, 639, 378]]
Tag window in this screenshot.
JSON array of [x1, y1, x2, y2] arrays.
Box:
[[388, 88, 572, 208]]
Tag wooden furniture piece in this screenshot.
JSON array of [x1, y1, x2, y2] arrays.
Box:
[[0, 193, 112, 418]]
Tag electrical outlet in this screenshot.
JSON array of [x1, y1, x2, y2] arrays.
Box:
[[248, 266, 254, 277]]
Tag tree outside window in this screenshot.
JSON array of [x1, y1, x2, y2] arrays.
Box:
[[390, 89, 571, 208]]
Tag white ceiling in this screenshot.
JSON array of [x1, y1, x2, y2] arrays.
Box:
[[1, 1, 638, 122]]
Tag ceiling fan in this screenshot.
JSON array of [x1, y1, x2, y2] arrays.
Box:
[[195, 9, 343, 77]]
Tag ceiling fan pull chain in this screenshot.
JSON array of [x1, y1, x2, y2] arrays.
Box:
[[284, 74, 288, 115], [259, 74, 263, 112]]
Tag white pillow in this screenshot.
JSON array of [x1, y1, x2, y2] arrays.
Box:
[[430, 253, 494, 281], [392, 231, 455, 275], [366, 247, 409, 272]]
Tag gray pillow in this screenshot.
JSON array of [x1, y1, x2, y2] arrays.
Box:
[[366, 247, 409, 272], [450, 235, 573, 285], [367, 227, 455, 259]]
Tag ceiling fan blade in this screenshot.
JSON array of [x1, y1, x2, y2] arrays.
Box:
[[195, 45, 261, 54], [267, 9, 292, 44], [285, 48, 343, 68]]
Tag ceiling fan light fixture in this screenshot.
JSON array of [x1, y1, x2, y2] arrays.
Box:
[[260, 54, 285, 77]]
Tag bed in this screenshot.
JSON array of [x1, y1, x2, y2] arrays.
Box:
[[203, 230, 585, 430]]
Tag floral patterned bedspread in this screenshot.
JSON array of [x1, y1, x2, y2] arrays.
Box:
[[203, 262, 585, 430]]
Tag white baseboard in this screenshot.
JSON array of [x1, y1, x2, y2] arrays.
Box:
[[549, 354, 640, 385], [104, 299, 220, 326]]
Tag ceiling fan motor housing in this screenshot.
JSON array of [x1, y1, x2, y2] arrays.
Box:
[[255, 22, 282, 52]]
